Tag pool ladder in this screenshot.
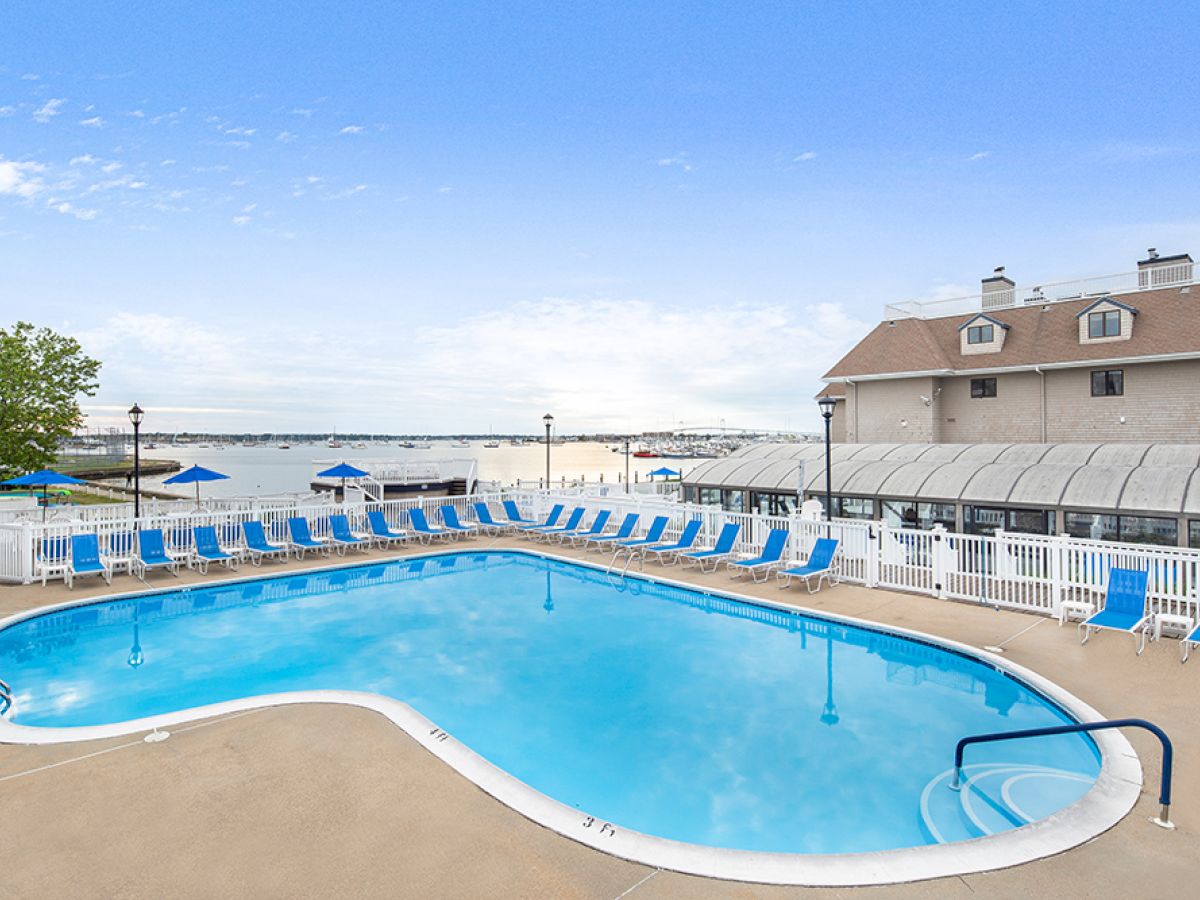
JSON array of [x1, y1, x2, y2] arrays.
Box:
[[606, 546, 643, 579], [0, 677, 12, 716]]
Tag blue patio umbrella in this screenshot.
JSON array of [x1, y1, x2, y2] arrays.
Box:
[[648, 466, 681, 480], [164, 464, 230, 508], [1, 469, 87, 520], [317, 461, 370, 499]]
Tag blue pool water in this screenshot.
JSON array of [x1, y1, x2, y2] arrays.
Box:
[[0, 551, 1100, 854]]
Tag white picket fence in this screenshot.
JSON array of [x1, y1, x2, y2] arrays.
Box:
[[2, 489, 1197, 624]]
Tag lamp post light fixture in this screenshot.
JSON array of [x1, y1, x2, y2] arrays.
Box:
[[543, 413, 554, 488], [817, 396, 836, 526], [128, 403, 144, 520]]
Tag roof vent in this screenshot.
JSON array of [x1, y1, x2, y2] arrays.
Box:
[[1137, 248, 1193, 287]]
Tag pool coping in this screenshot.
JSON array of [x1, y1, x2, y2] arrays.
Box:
[[0, 547, 1143, 887]]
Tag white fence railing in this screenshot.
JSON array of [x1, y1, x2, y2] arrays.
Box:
[[3, 489, 1198, 625], [883, 262, 1194, 320]]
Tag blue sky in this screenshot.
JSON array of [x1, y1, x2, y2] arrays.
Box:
[[3, 1, 1198, 433]]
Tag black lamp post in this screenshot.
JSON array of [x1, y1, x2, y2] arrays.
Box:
[[543, 413, 554, 487], [623, 438, 631, 493], [817, 396, 835, 524], [128, 403, 144, 519]]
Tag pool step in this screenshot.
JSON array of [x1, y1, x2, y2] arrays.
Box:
[[919, 763, 1093, 844]]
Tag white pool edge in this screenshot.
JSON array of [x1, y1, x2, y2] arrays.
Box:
[[0, 547, 1143, 887]]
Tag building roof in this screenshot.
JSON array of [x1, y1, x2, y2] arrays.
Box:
[[823, 285, 1198, 380], [683, 442, 1200, 515]]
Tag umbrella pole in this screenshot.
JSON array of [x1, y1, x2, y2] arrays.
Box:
[[42, 484, 47, 522], [196, 481, 201, 510]]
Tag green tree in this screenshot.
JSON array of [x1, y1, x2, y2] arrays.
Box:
[[0, 322, 101, 477]]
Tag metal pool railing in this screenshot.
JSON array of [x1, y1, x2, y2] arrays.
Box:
[[951, 718, 1175, 829]]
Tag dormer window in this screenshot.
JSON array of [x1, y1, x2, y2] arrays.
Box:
[[967, 324, 994, 344], [1088, 310, 1120, 338], [958, 314, 1008, 355], [1077, 297, 1137, 345]]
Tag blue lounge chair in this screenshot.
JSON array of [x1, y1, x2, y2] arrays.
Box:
[[613, 515, 670, 552], [529, 506, 585, 541], [473, 502, 511, 535], [439, 505, 478, 539], [406, 507, 452, 543], [639, 519, 703, 565], [501, 499, 536, 526], [728, 528, 789, 582], [104, 531, 136, 575], [517, 503, 564, 533], [329, 514, 369, 554], [35, 536, 71, 586], [242, 520, 288, 565], [68, 533, 112, 588], [1079, 567, 1151, 654], [584, 513, 639, 550], [680, 522, 742, 573], [192, 525, 239, 574], [1182, 621, 1200, 663], [287, 517, 331, 558], [366, 510, 408, 547], [563, 510, 612, 546], [776, 538, 840, 593], [134, 528, 182, 579]]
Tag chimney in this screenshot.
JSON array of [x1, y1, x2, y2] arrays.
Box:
[[981, 265, 1016, 310], [1137, 248, 1194, 288]]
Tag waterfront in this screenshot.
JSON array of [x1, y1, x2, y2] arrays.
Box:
[[129, 441, 699, 499]]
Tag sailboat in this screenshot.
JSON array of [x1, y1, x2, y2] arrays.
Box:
[[483, 426, 500, 449]]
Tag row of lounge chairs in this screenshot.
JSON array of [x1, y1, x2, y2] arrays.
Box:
[[505, 502, 840, 590], [37, 501, 842, 597]]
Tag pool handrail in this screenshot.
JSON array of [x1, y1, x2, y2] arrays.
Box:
[[951, 717, 1175, 828]]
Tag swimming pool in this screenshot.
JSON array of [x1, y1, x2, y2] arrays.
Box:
[[0, 550, 1138, 884]]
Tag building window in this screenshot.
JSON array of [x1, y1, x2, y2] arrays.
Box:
[[1190, 520, 1200, 549], [1090, 369, 1123, 396], [881, 500, 956, 530], [832, 496, 873, 520], [1064, 512, 1119, 542], [1116, 515, 1178, 547], [970, 377, 997, 398], [751, 492, 797, 517], [681, 486, 696, 504], [1065, 512, 1178, 546], [967, 324, 994, 344], [1088, 310, 1121, 338], [965, 506, 1050, 536], [698, 487, 721, 506], [721, 489, 744, 513]]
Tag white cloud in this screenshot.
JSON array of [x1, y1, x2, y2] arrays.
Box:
[[0, 158, 46, 198], [968, 151, 991, 161], [793, 151, 818, 162], [437, 186, 453, 194], [338, 125, 364, 134], [51, 201, 99, 220], [79, 115, 104, 128], [127, 109, 146, 118], [291, 107, 314, 117], [232, 215, 251, 225], [160, 159, 177, 166], [101, 161, 123, 173], [69, 154, 98, 166], [0, 106, 15, 117], [276, 130, 297, 143], [657, 154, 694, 172], [33, 98, 65, 123], [20, 73, 39, 81], [328, 184, 367, 199], [75, 298, 867, 432]]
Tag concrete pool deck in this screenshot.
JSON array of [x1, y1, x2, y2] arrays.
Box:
[[0, 536, 1195, 898]]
